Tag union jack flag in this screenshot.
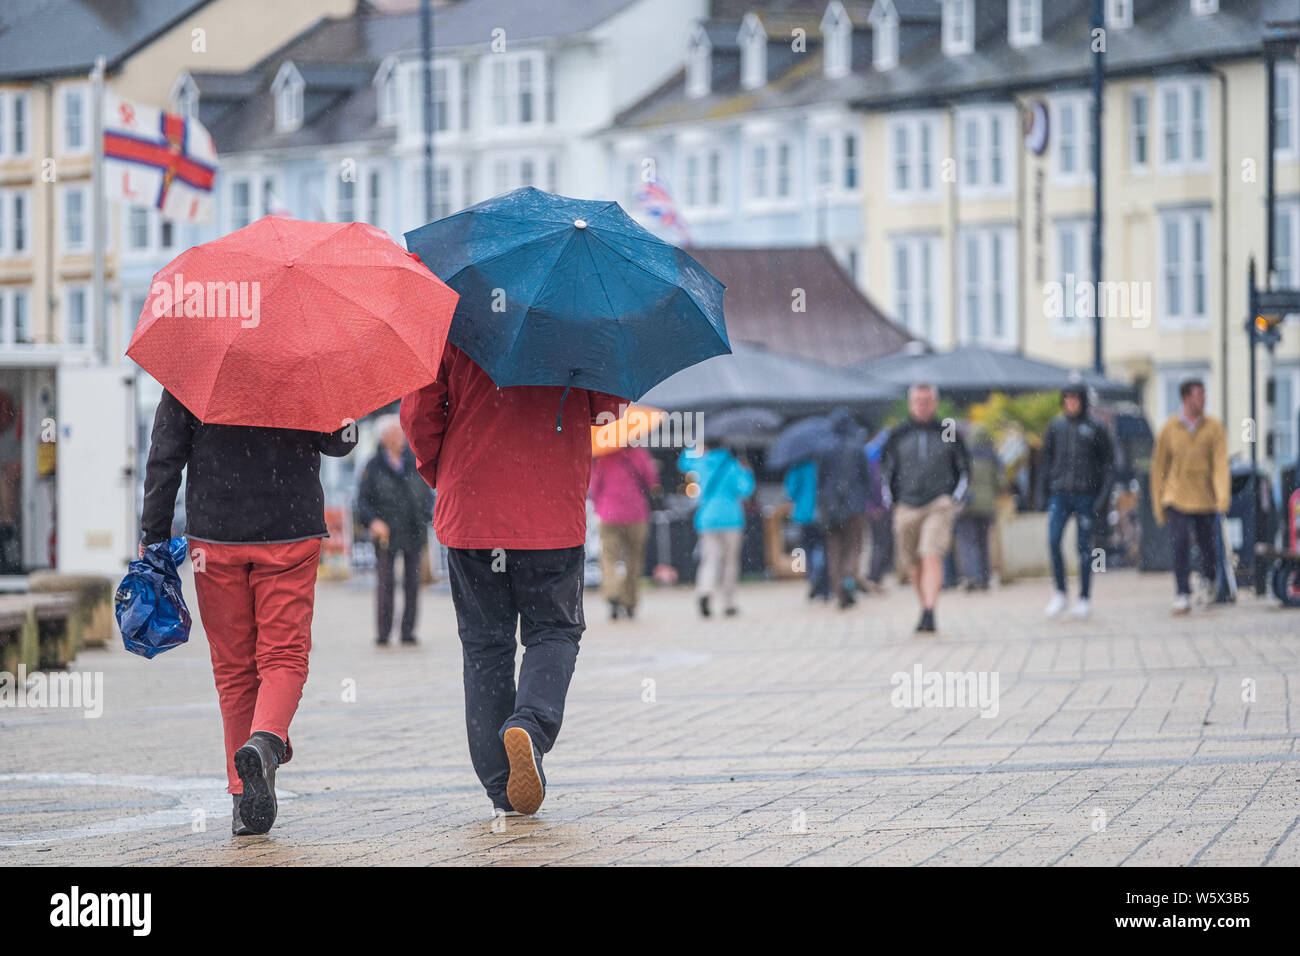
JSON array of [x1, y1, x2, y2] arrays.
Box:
[[104, 93, 218, 225], [635, 179, 690, 244]]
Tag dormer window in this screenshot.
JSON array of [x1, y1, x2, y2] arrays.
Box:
[[686, 24, 712, 98], [821, 1, 852, 79], [272, 62, 304, 133], [1106, 0, 1133, 29], [1008, 0, 1041, 47], [172, 72, 199, 118], [869, 0, 899, 71], [375, 57, 399, 125], [1190, 0, 1217, 14], [943, 0, 974, 56], [739, 13, 767, 90]]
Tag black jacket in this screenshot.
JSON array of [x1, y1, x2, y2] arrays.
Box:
[[140, 390, 355, 545], [880, 418, 970, 508], [355, 448, 434, 552], [816, 409, 874, 526], [1040, 413, 1115, 506]]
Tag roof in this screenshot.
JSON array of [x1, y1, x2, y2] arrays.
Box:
[[684, 246, 913, 368], [853, 346, 1136, 399], [610, 0, 1290, 132], [641, 341, 898, 413], [0, 0, 214, 81]]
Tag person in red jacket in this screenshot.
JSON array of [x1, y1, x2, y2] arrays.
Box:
[[401, 343, 625, 816]]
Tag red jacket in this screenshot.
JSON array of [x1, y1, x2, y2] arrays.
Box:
[[400, 343, 626, 549]]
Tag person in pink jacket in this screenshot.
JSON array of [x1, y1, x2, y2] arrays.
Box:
[[588, 445, 659, 620]]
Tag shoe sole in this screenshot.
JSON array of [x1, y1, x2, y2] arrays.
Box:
[[503, 727, 544, 815], [233, 747, 276, 834]]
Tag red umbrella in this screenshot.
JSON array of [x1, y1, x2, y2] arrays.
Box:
[[127, 216, 457, 432]]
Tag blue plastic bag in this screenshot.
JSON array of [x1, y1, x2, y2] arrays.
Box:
[[115, 536, 192, 659]]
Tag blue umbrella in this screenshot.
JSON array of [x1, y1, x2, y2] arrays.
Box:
[[767, 415, 839, 471], [405, 188, 729, 425]]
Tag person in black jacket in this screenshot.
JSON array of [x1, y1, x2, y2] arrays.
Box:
[[815, 408, 874, 610], [1040, 384, 1114, 620], [880, 383, 970, 633], [140, 389, 355, 836], [355, 415, 434, 645]]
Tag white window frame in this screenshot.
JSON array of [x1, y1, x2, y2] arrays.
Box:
[[687, 26, 712, 99], [60, 283, 92, 348], [0, 287, 33, 345], [1129, 87, 1150, 171], [1275, 61, 1299, 161], [1051, 93, 1095, 186], [887, 112, 941, 203], [0, 187, 31, 256], [821, 1, 852, 79], [956, 105, 1015, 198], [1156, 77, 1211, 174], [942, 0, 974, 57], [480, 51, 544, 134], [1008, 0, 1041, 48], [172, 72, 200, 119], [1273, 363, 1300, 466], [375, 58, 400, 126], [1190, 0, 1217, 16], [123, 204, 178, 257], [890, 233, 942, 344], [227, 174, 254, 231], [1272, 198, 1299, 312], [739, 14, 767, 90], [679, 141, 728, 218], [59, 82, 89, 155], [0, 90, 31, 158], [272, 62, 304, 134], [957, 225, 1018, 349], [1051, 218, 1094, 338], [1106, 0, 1133, 29], [1157, 206, 1212, 328], [60, 182, 89, 253]]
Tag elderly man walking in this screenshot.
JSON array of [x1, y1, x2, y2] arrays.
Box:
[[881, 383, 970, 633], [1151, 378, 1230, 614]]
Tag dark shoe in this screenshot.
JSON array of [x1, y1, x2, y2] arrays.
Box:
[[376, 635, 390, 646], [399, 635, 418, 645], [838, 588, 857, 609], [609, 599, 621, 621], [503, 726, 545, 815], [916, 609, 936, 633], [231, 794, 254, 836], [623, 603, 635, 620], [234, 731, 285, 835], [698, 595, 711, 618], [723, 606, 738, 617]]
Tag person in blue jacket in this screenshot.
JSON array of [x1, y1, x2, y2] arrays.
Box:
[[678, 442, 755, 617], [784, 460, 829, 601]]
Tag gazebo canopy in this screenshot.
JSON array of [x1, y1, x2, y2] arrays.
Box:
[[854, 346, 1135, 400]]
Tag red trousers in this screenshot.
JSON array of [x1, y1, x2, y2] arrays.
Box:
[[191, 538, 322, 794]]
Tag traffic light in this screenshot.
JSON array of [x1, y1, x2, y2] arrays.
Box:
[[1253, 313, 1284, 346]]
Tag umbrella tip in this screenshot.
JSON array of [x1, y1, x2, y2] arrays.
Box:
[[574, 219, 587, 229]]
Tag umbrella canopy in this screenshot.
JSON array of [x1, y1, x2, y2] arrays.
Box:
[[405, 187, 728, 401], [854, 346, 1135, 400], [591, 404, 663, 458], [700, 406, 784, 443], [767, 415, 839, 471], [128, 217, 458, 432], [641, 342, 898, 414]]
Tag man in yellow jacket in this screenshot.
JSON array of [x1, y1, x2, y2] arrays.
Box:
[[1150, 378, 1230, 614]]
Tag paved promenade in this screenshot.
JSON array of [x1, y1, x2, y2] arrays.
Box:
[[2, 568, 1298, 866]]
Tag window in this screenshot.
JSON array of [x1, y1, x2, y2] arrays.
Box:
[[378, 63, 399, 125], [1008, 0, 1041, 48], [1190, 0, 1217, 15], [1130, 89, 1149, 168], [1275, 200, 1299, 293], [1053, 94, 1095, 183], [943, 0, 973, 56], [687, 26, 712, 98], [336, 175, 355, 221], [1275, 62, 1298, 158], [872, 4, 898, 71], [229, 177, 252, 230], [843, 132, 858, 190], [62, 84, 88, 153], [0, 91, 30, 158], [516, 59, 533, 125], [749, 143, 768, 201], [1053, 219, 1093, 332], [891, 234, 941, 342], [822, 1, 852, 79], [484, 53, 545, 129], [125, 205, 176, 253], [461, 61, 473, 132], [739, 14, 767, 90], [743, 136, 795, 204], [0, 288, 33, 344], [958, 226, 1017, 347], [62, 285, 90, 346], [815, 134, 833, 189], [1159, 207, 1211, 326], [273, 63, 304, 134], [1274, 366, 1299, 466], [366, 169, 383, 227], [1157, 78, 1210, 172], [681, 145, 726, 212], [435, 165, 453, 219], [129, 206, 149, 249], [957, 106, 1014, 196], [0, 189, 30, 254], [1106, 0, 1132, 29], [889, 114, 940, 200], [62, 184, 88, 252], [175, 74, 200, 118]]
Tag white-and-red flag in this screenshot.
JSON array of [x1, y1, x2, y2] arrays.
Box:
[[104, 93, 218, 224]]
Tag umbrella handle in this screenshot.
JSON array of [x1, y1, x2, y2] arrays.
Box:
[[555, 369, 579, 434]]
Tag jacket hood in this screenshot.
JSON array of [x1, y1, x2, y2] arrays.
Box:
[[1062, 383, 1089, 416]]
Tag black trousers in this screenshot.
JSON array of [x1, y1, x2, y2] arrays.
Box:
[[375, 543, 422, 642], [446, 546, 585, 805], [1165, 507, 1218, 595]]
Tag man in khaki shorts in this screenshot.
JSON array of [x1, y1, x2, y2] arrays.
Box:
[[881, 383, 969, 633]]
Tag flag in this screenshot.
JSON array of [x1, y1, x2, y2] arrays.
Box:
[[104, 93, 217, 224], [635, 179, 689, 244]]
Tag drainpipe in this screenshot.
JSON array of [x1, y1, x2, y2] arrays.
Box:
[[1211, 65, 1229, 425]]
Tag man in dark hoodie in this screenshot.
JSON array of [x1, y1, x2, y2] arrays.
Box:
[[815, 408, 874, 609], [1040, 383, 1114, 620], [881, 383, 970, 633], [140, 390, 355, 836]]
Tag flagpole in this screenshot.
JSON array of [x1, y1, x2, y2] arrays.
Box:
[[91, 54, 107, 365]]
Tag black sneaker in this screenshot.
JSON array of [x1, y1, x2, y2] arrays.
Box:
[[399, 635, 418, 646], [916, 609, 936, 633], [231, 793, 254, 836], [376, 635, 390, 647], [609, 599, 621, 621], [623, 603, 636, 620], [698, 595, 712, 618], [234, 731, 285, 835], [723, 606, 738, 617]]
